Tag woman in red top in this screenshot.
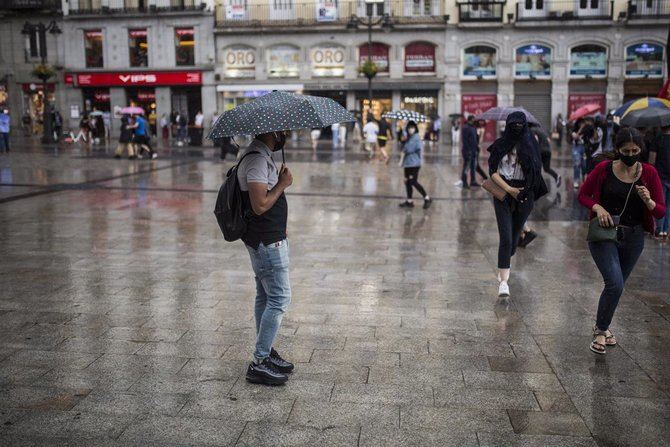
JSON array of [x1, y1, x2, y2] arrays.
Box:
[[578, 128, 666, 355]]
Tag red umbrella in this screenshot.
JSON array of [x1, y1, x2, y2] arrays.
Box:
[[569, 103, 600, 121]]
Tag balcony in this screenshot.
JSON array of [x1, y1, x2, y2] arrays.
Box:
[[215, 1, 446, 29], [626, 0, 670, 19], [0, 0, 62, 10], [457, 1, 505, 23], [68, 0, 206, 15], [515, 0, 613, 22]]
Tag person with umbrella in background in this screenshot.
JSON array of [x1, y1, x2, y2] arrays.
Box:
[[398, 120, 432, 209], [488, 112, 547, 298], [460, 115, 479, 189], [208, 91, 355, 386]]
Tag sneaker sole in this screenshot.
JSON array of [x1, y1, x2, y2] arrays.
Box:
[[245, 374, 288, 386], [498, 292, 510, 298]]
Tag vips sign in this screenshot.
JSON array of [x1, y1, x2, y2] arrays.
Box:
[[311, 45, 345, 77], [75, 71, 202, 86], [224, 46, 256, 78]]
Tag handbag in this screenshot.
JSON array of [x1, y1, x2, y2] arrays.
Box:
[[551, 131, 560, 140], [586, 164, 638, 243], [482, 179, 507, 201]]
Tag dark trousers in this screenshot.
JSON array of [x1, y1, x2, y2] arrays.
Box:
[[404, 167, 427, 199], [0, 132, 9, 152], [588, 227, 644, 331], [494, 195, 534, 268], [541, 151, 559, 182], [461, 148, 476, 186]]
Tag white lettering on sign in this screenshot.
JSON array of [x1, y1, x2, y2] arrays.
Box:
[[118, 74, 158, 84]]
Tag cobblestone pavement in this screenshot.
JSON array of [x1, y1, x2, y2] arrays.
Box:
[[0, 141, 668, 446]]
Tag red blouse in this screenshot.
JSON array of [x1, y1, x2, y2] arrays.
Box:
[[578, 161, 667, 234]]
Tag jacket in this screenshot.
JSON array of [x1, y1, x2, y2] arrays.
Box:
[[462, 123, 478, 154], [402, 133, 422, 168], [578, 161, 666, 234]]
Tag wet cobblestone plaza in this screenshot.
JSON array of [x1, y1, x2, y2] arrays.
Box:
[[0, 142, 669, 446]]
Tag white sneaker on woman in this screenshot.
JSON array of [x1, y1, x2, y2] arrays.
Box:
[[498, 281, 510, 298]]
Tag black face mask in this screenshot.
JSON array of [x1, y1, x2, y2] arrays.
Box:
[[274, 132, 286, 151], [509, 124, 524, 137], [620, 153, 640, 167]]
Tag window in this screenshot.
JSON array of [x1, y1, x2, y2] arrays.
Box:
[[128, 29, 148, 67], [84, 30, 103, 68], [570, 44, 607, 77], [24, 30, 41, 61], [175, 27, 195, 66]]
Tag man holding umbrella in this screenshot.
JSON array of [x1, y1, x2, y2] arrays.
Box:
[[209, 91, 355, 385]]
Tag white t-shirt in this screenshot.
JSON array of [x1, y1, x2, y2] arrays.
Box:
[[363, 121, 379, 143], [497, 149, 525, 180], [194, 113, 204, 127]]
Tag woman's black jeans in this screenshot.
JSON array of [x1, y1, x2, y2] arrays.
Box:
[[588, 226, 644, 331], [404, 167, 427, 199], [494, 193, 534, 269]]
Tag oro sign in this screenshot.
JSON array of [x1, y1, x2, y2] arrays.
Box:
[[311, 45, 345, 77], [224, 46, 256, 78]]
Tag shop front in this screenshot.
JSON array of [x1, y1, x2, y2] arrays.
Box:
[[21, 83, 55, 136], [623, 42, 665, 102], [356, 92, 392, 123], [461, 89, 497, 143], [400, 91, 438, 118], [82, 88, 111, 113]]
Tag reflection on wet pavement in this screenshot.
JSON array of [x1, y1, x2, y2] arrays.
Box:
[[0, 144, 668, 446]]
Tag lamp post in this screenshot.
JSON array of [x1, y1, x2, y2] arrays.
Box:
[[347, 0, 393, 120], [21, 20, 62, 144]]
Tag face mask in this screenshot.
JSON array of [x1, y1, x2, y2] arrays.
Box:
[[273, 132, 286, 151], [509, 123, 524, 136], [619, 153, 640, 167]]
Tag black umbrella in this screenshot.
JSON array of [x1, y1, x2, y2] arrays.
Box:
[[208, 91, 355, 139], [621, 107, 670, 128]]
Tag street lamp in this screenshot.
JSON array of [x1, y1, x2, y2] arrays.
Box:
[[21, 20, 62, 145], [347, 0, 393, 120]]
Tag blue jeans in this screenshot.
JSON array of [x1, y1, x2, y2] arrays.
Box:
[[588, 227, 644, 331], [572, 144, 585, 182], [246, 239, 291, 363], [656, 180, 670, 233], [461, 148, 477, 185]]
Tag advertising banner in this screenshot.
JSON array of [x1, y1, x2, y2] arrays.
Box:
[[316, 1, 337, 21], [570, 47, 607, 76], [461, 94, 497, 143], [515, 44, 552, 77], [405, 42, 435, 73], [463, 46, 496, 77], [359, 43, 389, 72], [267, 46, 300, 78]]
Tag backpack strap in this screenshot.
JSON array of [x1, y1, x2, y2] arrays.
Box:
[[234, 150, 261, 171]]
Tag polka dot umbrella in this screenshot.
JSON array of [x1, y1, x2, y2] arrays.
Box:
[[207, 91, 356, 140], [382, 110, 428, 123]]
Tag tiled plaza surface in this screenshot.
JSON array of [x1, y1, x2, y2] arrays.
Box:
[[0, 140, 668, 447]]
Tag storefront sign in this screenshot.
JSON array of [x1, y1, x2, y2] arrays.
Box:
[[136, 91, 156, 101], [570, 45, 607, 76], [515, 44, 552, 77], [175, 28, 194, 37], [64, 73, 74, 85], [311, 45, 345, 77], [359, 43, 389, 73], [84, 30, 102, 39], [567, 94, 605, 119], [267, 45, 300, 78], [224, 46, 256, 78], [75, 71, 202, 86], [128, 29, 147, 38], [405, 42, 435, 73], [93, 90, 110, 102], [316, 1, 337, 21], [625, 43, 664, 77], [461, 94, 497, 143], [226, 4, 246, 19], [463, 46, 496, 77], [403, 96, 435, 104]]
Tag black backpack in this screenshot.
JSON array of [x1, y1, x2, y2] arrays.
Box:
[[214, 151, 259, 242]]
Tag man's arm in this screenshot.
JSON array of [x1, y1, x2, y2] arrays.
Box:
[[247, 166, 293, 215]]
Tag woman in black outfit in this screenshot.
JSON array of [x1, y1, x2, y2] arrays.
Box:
[[488, 112, 548, 297]]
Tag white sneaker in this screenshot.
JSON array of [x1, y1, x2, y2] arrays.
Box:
[[151, 153, 158, 159], [498, 281, 510, 298], [454, 180, 463, 187], [573, 181, 579, 189]]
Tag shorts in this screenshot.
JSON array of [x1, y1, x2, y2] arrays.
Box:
[[377, 138, 387, 148]]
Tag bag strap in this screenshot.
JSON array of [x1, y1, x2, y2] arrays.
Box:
[[234, 150, 261, 172], [618, 162, 640, 218]]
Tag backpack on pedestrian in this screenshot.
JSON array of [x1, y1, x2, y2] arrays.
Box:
[[214, 151, 259, 242]]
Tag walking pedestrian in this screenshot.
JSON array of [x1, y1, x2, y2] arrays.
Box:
[[398, 120, 432, 209], [451, 119, 460, 148], [578, 128, 666, 354], [602, 113, 617, 153], [114, 115, 136, 159], [0, 109, 10, 153], [363, 117, 379, 158], [176, 111, 188, 146], [432, 116, 441, 142], [460, 115, 479, 188], [339, 121, 347, 147], [571, 118, 588, 188], [310, 127, 321, 153], [237, 131, 295, 385], [160, 113, 170, 145], [649, 124, 670, 238], [488, 112, 548, 297], [132, 114, 156, 159], [52, 110, 63, 142], [377, 117, 391, 163], [554, 113, 566, 148], [72, 114, 92, 150], [474, 120, 489, 182], [331, 122, 340, 148], [531, 124, 561, 186]]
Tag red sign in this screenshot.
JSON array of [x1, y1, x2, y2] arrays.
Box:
[[136, 91, 156, 101], [359, 43, 389, 73], [175, 28, 194, 36], [21, 83, 55, 93], [567, 93, 606, 120], [85, 30, 102, 39], [405, 42, 435, 73], [93, 90, 110, 102], [129, 29, 147, 38], [75, 71, 202, 87], [64, 73, 74, 85], [461, 94, 497, 143]]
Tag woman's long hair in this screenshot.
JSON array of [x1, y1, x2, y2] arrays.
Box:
[[598, 126, 645, 161]]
